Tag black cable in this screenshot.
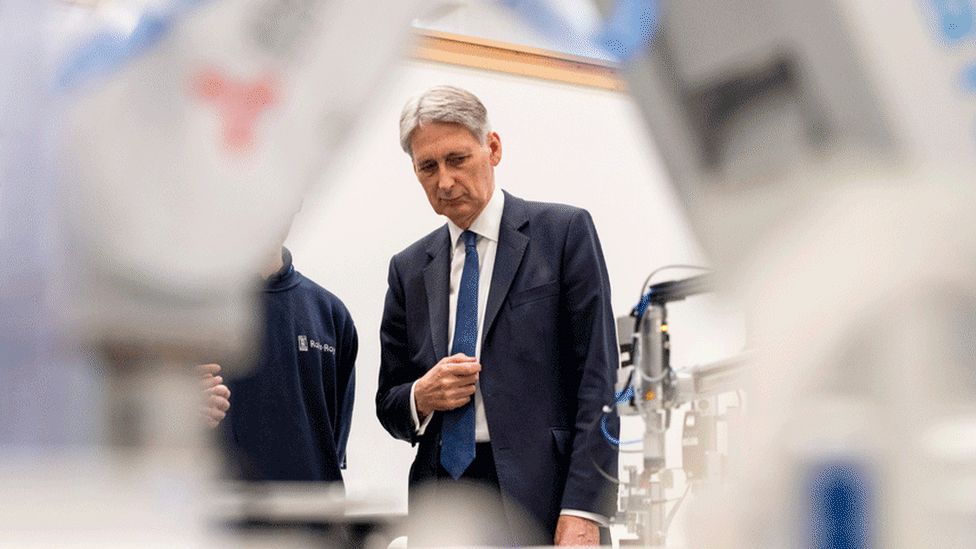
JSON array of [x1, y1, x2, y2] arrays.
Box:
[[663, 481, 692, 538], [590, 455, 623, 485], [632, 264, 711, 335], [638, 264, 713, 302], [586, 410, 622, 485]]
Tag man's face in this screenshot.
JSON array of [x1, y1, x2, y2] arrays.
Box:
[[410, 122, 502, 229]]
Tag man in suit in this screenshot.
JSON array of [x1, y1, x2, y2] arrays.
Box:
[[376, 85, 619, 546]]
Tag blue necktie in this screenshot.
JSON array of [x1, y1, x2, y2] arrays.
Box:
[[440, 230, 479, 479]]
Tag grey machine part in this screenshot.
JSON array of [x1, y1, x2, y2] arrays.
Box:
[[613, 274, 747, 546], [621, 0, 897, 262]]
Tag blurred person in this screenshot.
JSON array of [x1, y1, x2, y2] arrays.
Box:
[[218, 245, 358, 483], [376, 85, 619, 546]]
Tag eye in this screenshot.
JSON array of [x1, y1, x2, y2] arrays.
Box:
[[446, 155, 469, 167], [417, 161, 437, 175]]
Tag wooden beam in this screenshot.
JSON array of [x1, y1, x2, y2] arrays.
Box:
[[411, 30, 626, 92]]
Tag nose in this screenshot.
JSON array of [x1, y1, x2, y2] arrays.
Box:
[[437, 171, 456, 195]]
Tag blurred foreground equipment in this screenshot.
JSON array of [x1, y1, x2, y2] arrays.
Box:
[[620, 0, 976, 548], [1, 0, 428, 545]]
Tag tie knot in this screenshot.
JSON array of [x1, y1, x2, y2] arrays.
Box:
[[462, 230, 478, 248]]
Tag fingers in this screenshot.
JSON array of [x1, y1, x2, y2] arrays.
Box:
[[451, 363, 482, 376], [202, 405, 227, 420], [423, 359, 481, 386], [416, 378, 478, 413], [197, 363, 221, 377], [201, 389, 230, 429], [438, 354, 478, 370], [431, 371, 478, 392], [207, 393, 230, 413], [440, 361, 481, 376], [200, 375, 223, 390], [202, 407, 225, 428], [201, 402, 227, 427], [434, 383, 477, 411], [453, 372, 479, 385], [433, 361, 480, 393], [208, 384, 230, 399], [445, 383, 476, 399], [197, 366, 230, 429], [417, 356, 483, 414]]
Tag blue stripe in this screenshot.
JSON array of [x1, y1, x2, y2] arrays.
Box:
[[927, 0, 975, 44], [595, 0, 659, 61], [56, 0, 206, 91], [809, 461, 872, 549], [962, 62, 976, 91], [498, 0, 658, 62]]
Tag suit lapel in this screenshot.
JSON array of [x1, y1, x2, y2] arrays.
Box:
[[424, 227, 452, 362], [483, 192, 529, 343]]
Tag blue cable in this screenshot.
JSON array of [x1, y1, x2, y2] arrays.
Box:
[[602, 385, 642, 446], [634, 289, 652, 322], [610, 288, 660, 446]]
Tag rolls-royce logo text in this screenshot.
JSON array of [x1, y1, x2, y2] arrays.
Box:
[[297, 335, 335, 354]]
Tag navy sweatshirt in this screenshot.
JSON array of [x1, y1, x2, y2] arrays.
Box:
[[223, 248, 357, 483]]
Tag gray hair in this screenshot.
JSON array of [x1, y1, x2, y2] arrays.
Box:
[[399, 85, 492, 156]]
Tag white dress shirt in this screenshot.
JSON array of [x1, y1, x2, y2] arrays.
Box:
[[410, 187, 503, 441], [408, 188, 608, 527]]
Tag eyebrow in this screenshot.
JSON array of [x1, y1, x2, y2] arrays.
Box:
[[415, 150, 469, 167]]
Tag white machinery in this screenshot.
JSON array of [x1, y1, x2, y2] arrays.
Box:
[[613, 0, 976, 548], [611, 274, 747, 547]]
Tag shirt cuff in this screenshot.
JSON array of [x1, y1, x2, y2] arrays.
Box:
[[560, 509, 610, 528], [410, 382, 434, 435]]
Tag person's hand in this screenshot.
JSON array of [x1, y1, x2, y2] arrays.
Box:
[[413, 354, 480, 420], [554, 515, 600, 546], [198, 363, 231, 428]]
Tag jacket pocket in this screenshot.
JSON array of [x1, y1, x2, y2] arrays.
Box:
[[509, 281, 560, 308], [551, 427, 573, 457]]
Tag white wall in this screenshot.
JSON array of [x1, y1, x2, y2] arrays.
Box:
[[287, 59, 745, 514]]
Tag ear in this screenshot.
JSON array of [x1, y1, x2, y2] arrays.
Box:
[[486, 132, 502, 166]]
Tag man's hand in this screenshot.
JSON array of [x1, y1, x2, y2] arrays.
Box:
[[198, 363, 231, 428], [554, 515, 600, 546], [414, 354, 480, 420]]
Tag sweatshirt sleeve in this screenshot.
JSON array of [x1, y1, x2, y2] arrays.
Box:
[[333, 308, 357, 469]]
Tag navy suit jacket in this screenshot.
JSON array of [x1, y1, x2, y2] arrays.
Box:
[[376, 191, 619, 540]]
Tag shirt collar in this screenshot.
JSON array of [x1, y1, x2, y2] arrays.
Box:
[[448, 187, 505, 248]]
